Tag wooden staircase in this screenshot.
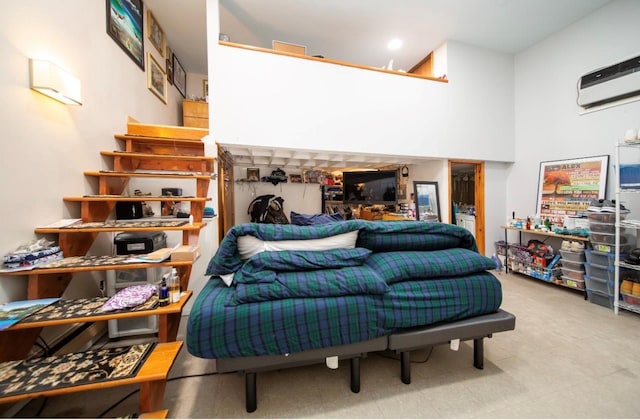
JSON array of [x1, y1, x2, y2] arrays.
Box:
[[0, 121, 212, 415]]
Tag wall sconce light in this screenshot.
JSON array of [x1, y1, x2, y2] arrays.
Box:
[[29, 58, 82, 105]]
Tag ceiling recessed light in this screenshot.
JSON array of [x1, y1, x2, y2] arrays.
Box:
[[387, 39, 402, 50]]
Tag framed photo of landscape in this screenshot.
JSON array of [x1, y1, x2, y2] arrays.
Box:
[[106, 0, 144, 70], [173, 53, 186, 98], [147, 10, 165, 56], [147, 53, 166, 104], [536, 155, 609, 225]]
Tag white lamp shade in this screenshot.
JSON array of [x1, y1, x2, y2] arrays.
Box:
[[29, 59, 82, 105]]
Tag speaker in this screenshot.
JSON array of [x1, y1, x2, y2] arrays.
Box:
[[115, 201, 143, 219]]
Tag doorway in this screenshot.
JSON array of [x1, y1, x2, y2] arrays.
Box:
[[449, 161, 485, 254]]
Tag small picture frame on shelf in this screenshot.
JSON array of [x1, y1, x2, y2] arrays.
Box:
[[289, 174, 302, 183], [247, 168, 260, 182]]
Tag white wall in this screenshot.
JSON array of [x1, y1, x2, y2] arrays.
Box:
[[505, 0, 640, 250], [211, 42, 515, 164], [0, 1, 197, 304]]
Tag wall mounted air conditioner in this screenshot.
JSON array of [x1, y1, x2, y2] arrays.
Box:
[[577, 54, 640, 108]]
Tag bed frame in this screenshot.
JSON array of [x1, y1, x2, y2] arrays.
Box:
[[215, 309, 516, 412]]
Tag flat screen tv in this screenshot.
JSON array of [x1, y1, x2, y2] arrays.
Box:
[[342, 170, 398, 205]]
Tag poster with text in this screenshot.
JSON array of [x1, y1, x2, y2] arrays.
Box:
[[536, 155, 609, 225]]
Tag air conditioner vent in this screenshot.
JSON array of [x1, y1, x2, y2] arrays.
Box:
[[578, 54, 640, 108]]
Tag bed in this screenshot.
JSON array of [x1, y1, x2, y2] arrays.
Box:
[[187, 220, 515, 412]]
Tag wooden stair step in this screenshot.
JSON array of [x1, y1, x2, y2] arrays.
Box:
[[139, 409, 169, 419], [85, 170, 212, 179], [0, 341, 183, 413], [83, 171, 211, 196], [0, 292, 192, 362], [101, 150, 215, 174], [127, 120, 208, 140], [63, 196, 211, 224], [34, 222, 205, 257], [115, 134, 205, 156], [65, 195, 210, 202], [35, 221, 206, 234]]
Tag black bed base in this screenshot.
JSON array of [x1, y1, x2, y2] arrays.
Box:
[[388, 309, 516, 384], [215, 309, 516, 412]]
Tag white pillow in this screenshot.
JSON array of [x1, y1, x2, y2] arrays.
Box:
[[237, 230, 359, 261]]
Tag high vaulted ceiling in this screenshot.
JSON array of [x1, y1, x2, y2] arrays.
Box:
[[145, 0, 612, 169], [148, 0, 611, 76]]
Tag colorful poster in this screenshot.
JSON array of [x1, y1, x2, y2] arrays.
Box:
[[536, 155, 609, 225]]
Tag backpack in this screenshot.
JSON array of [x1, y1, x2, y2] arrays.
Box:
[[248, 194, 290, 224]]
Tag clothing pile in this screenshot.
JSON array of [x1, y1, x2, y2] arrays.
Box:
[[3, 238, 63, 270]]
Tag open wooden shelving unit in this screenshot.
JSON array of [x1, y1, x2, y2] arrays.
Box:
[[0, 121, 211, 415]]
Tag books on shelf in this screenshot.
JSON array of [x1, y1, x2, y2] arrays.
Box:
[[0, 298, 60, 330]]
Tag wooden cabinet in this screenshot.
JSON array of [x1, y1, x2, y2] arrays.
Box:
[[182, 100, 208, 128]]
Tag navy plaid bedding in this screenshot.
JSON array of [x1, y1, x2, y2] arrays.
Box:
[[235, 248, 372, 284], [381, 272, 502, 330], [206, 220, 476, 276], [187, 277, 385, 358], [234, 265, 389, 304], [188, 221, 501, 359], [365, 248, 497, 284]]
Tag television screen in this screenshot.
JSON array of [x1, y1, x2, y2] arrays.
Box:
[[342, 170, 398, 205]]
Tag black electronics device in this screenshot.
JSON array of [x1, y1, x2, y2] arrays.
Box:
[[115, 201, 143, 219], [114, 231, 167, 255], [161, 188, 183, 196]]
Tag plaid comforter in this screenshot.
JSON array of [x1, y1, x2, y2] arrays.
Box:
[[188, 221, 502, 359]]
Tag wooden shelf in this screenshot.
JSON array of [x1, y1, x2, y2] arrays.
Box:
[[0, 121, 207, 411], [115, 133, 205, 156], [500, 226, 589, 242], [62, 196, 211, 223], [0, 341, 183, 413], [3, 291, 191, 336], [100, 150, 215, 174], [83, 171, 211, 197]]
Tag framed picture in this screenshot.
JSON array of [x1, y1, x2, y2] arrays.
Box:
[[147, 10, 164, 56], [536, 155, 609, 225], [106, 0, 144, 70], [203, 79, 209, 98], [290, 174, 302, 183], [413, 181, 441, 222], [165, 46, 173, 85], [303, 170, 321, 184], [173, 53, 186, 98], [146, 53, 166, 103], [247, 168, 260, 182]]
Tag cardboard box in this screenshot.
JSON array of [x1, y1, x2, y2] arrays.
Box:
[[171, 245, 201, 262]]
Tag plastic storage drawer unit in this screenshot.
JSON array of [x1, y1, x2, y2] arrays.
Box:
[[586, 289, 614, 309], [584, 249, 619, 266], [561, 267, 585, 281], [559, 249, 586, 263]]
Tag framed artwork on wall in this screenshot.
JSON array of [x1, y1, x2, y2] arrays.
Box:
[[536, 155, 609, 226], [203, 79, 209, 98], [106, 0, 144, 70], [165, 46, 173, 85], [147, 10, 165, 56], [413, 181, 441, 222], [147, 53, 166, 104], [173, 53, 186, 98], [247, 168, 260, 182]]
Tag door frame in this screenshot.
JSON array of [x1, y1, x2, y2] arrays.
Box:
[[448, 160, 485, 255]]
